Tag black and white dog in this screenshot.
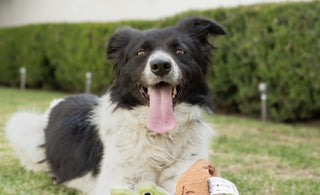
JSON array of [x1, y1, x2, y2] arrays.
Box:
[[6, 17, 226, 194]]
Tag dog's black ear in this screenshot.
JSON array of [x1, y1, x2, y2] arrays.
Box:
[[176, 17, 227, 43], [107, 27, 139, 62]]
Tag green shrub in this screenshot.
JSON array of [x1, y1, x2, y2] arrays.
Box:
[[0, 21, 154, 93], [0, 1, 319, 121], [207, 2, 320, 122]]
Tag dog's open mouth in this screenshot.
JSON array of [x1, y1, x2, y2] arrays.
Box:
[[138, 82, 182, 134], [138, 82, 182, 104]]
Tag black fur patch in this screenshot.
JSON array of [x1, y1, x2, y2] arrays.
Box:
[[44, 94, 103, 184]]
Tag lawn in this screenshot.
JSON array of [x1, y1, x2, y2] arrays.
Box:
[[0, 87, 319, 194]]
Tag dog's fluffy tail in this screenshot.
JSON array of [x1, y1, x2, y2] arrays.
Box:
[[5, 110, 49, 172]]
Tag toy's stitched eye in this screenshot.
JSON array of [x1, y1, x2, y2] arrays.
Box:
[[137, 50, 146, 56], [176, 49, 185, 55]]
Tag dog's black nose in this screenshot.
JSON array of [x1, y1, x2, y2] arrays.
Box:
[[150, 59, 172, 76]]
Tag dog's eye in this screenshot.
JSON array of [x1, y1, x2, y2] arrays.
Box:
[[176, 49, 185, 55], [137, 50, 146, 56]]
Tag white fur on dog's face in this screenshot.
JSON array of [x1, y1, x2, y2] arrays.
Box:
[[142, 50, 182, 87]]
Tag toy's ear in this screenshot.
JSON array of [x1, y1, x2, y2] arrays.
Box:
[[107, 27, 139, 62], [176, 17, 227, 43]]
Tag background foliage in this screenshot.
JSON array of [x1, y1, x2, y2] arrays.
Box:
[[0, 1, 319, 121]]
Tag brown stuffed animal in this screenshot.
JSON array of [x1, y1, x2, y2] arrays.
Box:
[[176, 159, 220, 195]]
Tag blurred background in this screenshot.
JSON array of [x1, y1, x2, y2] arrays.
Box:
[[0, 0, 319, 123]]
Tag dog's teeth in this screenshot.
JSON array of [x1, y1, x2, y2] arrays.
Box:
[[147, 88, 150, 96], [173, 87, 177, 97]]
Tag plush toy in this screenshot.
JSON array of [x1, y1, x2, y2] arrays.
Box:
[[111, 159, 220, 195], [176, 159, 239, 195], [175, 159, 220, 195]]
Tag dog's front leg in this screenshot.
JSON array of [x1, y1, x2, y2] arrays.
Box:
[[88, 141, 130, 195], [157, 168, 180, 194], [89, 163, 127, 195], [158, 159, 199, 194]]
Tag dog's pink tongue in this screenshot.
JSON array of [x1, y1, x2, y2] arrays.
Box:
[[147, 85, 176, 134]]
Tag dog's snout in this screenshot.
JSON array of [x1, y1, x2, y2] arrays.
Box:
[[150, 59, 172, 77]]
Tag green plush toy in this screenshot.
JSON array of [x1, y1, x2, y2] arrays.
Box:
[[110, 183, 167, 195]]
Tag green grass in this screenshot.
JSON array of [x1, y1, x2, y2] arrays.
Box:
[[206, 116, 320, 194], [0, 87, 77, 195], [1, 87, 319, 194]]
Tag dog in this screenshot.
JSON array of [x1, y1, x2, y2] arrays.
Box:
[[5, 17, 226, 194]]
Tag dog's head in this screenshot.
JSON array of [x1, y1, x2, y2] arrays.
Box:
[[107, 17, 226, 133]]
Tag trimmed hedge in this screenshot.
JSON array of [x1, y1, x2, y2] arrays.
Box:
[[0, 21, 155, 93], [0, 1, 319, 121]]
